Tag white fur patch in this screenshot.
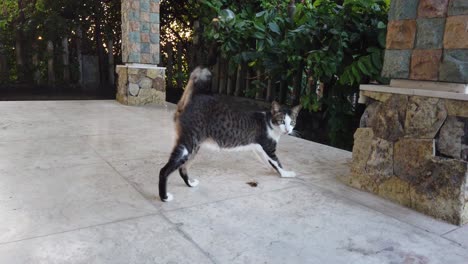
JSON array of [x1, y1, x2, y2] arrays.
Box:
[[199, 68, 212, 81], [280, 170, 296, 178], [267, 124, 282, 142], [162, 193, 173, 202], [182, 147, 189, 156], [284, 115, 293, 134], [188, 179, 199, 187], [191, 67, 212, 81], [200, 139, 221, 151], [202, 141, 268, 167], [201, 139, 261, 152]]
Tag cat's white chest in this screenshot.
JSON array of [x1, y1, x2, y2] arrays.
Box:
[[267, 126, 281, 142]]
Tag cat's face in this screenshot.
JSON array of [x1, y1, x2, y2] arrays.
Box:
[[271, 101, 302, 135]]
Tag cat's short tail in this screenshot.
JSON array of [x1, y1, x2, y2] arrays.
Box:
[[175, 67, 212, 118]]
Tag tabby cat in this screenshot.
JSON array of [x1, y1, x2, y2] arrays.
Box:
[[159, 67, 301, 201]]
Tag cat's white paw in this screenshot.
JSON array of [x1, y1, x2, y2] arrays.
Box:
[[162, 193, 174, 202], [281, 171, 296, 178], [188, 179, 199, 187]]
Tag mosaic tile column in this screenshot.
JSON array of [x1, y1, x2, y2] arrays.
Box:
[[382, 0, 468, 82], [117, 0, 166, 106], [346, 0, 468, 225]]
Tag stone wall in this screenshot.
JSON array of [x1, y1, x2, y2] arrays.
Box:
[[116, 65, 165, 105], [121, 0, 160, 64], [343, 91, 468, 225], [382, 0, 468, 83]]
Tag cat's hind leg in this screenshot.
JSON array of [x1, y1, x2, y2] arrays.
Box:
[[178, 147, 199, 187], [179, 167, 199, 187], [159, 144, 192, 202]]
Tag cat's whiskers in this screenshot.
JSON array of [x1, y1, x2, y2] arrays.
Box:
[[289, 130, 302, 138]]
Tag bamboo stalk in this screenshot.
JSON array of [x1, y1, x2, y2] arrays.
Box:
[[77, 26, 83, 85], [176, 42, 183, 89], [267, 77, 273, 102], [292, 62, 304, 105], [226, 69, 233, 96], [255, 69, 262, 100], [62, 37, 70, 83], [47, 40, 55, 87], [245, 69, 251, 97], [218, 59, 226, 94], [279, 80, 287, 104], [288, 0, 296, 19], [234, 64, 242, 96], [107, 39, 114, 86], [32, 42, 40, 84], [166, 43, 173, 89], [0, 41, 7, 82], [211, 58, 220, 93]]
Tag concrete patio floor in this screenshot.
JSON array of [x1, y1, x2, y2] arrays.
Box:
[[0, 100, 467, 264]]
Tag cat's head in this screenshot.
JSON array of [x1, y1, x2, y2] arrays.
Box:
[[271, 101, 302, 135]]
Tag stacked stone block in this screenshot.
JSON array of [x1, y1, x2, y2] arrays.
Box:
[[116, 65, 165, 105], [382, 0, 468, 83], [345, 91, 468, 225], [121, 0, 160, 64]]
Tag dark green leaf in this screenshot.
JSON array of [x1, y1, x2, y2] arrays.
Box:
[[257, 40, 265, 51], [366, 47, 380, 53], [268, 22, 280, 34], [253, 32, 265, 39], [371, 52, 382, 69], [256, 11, 266, 17], [358, 61, 370, 75], [362, 56, 377, 74], [219, 9, 235, 23], [266, 37, 274, 46], [351, 66, 361, 83], [253, 21, 265, 32], [378, 31, 386, 48]]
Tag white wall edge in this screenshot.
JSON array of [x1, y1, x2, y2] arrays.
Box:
[[360, 84, 468, 101], [117, 63, 166, 70]]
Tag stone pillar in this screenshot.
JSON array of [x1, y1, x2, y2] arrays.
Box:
[[343, 0, 468, 225], [116, 0, 166, 106]]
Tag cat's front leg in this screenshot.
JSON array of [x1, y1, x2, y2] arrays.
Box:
[[259, 146, 296, 178], [270, 158, 296, 177], [268, 158, 296, 178]]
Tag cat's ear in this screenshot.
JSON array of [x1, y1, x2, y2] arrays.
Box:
[[291, 104, 302, 118], [271, 101, 281, 114]]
